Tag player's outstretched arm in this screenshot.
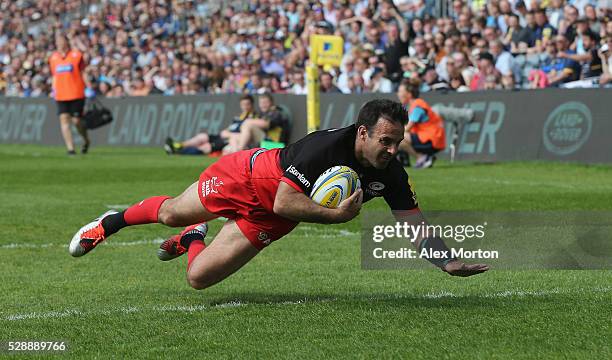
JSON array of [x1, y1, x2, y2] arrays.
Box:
[[274, 182, 363, 224], [392, 209, 489, 277], [441, 260, 489, 277]]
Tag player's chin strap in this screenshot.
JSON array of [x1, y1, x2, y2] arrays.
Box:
[[417, 236, 457, 270]]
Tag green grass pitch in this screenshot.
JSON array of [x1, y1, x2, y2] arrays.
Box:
[[1, 144, 610, 359]]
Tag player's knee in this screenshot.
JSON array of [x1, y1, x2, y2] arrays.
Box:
[[186, 270, 212, 290], [157, 202, 181, 227]]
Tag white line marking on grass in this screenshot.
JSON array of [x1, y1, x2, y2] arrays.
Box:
[[5, 309, 82, 321], [4, 287, 610, 322], [154, 304, 209, 312], [105, 204, 130, 210], [484, 287, 612, 298], [0, 227, 357, 251], [214, 301, 245, 309], [423, 291, 456, 299], [0, 238, 164, 250], [295, 226, 359, 237], [102, 239, 164, 247], [0, 243, 56, 249]]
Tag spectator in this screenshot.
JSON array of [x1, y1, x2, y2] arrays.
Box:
[[449, 72, 470, 91], [548, 35, 581, 85], [584, 4, 602, 35], [504, 13, 525, 53], [501, 74, 517, 90], [337, 57, 355, 92], [521, 11, 538, 49], [470, 52, 501, 91], [421, 67, 450, 92], [261, 49, 284, 78], [573, 19, 594, 54], [347, 73, 367, 94], [598, 37, 612, 87], [561, 31, 603, 79], [369, 67, 393, 93], [382, 8, 410, 84], [548, 0, 565, 29], [409, 36, 433, 69], [490, 39, 517, 80], [533, 9, 557, 52], [1, 0, 610, 96], [451, 51, 477, 87], [529, 42, 559, 89], [320, 72, 342, 93], [561, 5, 580, 44], [289, 71, 307, 95], [244, 73, 269, 94]]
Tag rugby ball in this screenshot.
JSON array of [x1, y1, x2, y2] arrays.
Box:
[[310, 166, 361, 208]]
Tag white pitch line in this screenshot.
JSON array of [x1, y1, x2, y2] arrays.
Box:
[[0, 238, 164, 250], [105, 204, 130, 210], [5, 309, 82, 321], [0, 227, 358, 250], [4, 287, 610, 322]]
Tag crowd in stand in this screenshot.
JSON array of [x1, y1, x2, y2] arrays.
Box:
[[1, 0, 611, 98]]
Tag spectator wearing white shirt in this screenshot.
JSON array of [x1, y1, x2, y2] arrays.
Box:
[[598, 37, 612, 87], [370, 67, 394, 93], [289, 71, 307, 95], [548, 0, 565, 29], [490, 39, 517, 81], [337, 57, 356, 93]]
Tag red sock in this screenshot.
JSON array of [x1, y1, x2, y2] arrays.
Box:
[[124, 196, 171, 225], [187, 240, 206, 270]]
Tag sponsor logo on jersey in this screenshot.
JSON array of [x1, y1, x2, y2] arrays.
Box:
[[364, 181, 385, 197], [55, 64, 74, 73], [258, 231, 271, 245], [201, 176, 224, 197], [368, 182, 385, 191], [364, 188, 381, 197], [286, 165, 311, 188]]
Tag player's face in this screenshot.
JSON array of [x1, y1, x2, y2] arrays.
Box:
[[360, 118, 404, 169]]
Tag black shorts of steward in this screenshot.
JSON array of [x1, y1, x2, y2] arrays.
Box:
[[57, 98, 85, 117]]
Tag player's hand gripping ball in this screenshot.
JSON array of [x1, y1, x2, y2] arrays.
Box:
[[310, 166, 361, 208]]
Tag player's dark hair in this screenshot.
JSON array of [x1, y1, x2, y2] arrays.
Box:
[[240, 94, 254, 103], [356, 99, 408, 133]]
